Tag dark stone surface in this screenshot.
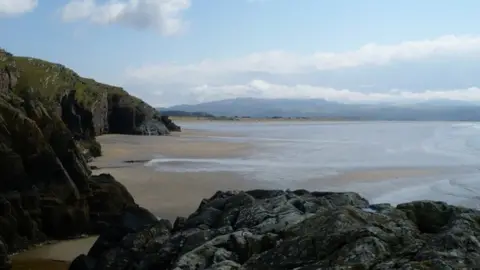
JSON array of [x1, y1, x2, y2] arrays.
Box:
[[160, 115, 181, 132], [0, 48, 182, 270], [69, 190, 480, 270], [0, 88, 141, 269]]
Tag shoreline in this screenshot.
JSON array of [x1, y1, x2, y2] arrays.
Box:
[[12, 129, 264, 268], [12, 126, 477, 268]]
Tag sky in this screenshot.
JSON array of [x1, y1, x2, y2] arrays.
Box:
[[2, 0, 480, 106]]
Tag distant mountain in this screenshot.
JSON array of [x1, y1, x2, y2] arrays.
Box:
[[158, 110, 215, 118], [164, 98, 480, 121]]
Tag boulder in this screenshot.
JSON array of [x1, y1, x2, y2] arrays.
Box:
[[70, 190, 480, 270], [160, 115, 181, 132]]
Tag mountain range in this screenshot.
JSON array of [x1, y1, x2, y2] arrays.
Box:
[[162, 98, 480, 121]]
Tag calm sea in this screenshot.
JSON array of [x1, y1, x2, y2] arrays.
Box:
[[148, 121, 480, 208]]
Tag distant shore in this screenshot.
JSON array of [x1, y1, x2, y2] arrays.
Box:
[[169, 115, 347, 122]]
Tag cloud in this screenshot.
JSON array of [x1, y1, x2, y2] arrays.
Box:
[[61, 0, 191, 35], [182, 80, 480, 104], [128, 35, 480, 84], [123, 34, 480, 105], [0, 0, 38, 16]]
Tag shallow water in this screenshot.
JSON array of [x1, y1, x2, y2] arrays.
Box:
[[148, 121, 480, 207]]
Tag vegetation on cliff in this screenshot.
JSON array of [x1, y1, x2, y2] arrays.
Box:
[[0, 86, 143, 269], [0, 48, 180, 269], [0, 48, 179, 144]]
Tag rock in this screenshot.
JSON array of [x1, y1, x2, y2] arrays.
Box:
[[60, 89, 95, 141], [0, 49, 177, 266], [136, 119, 170, 135], [69, 254, 96, 270], [87, 174, 137, 232], [0, 86, 141, 262], [160, 115, 181, 132], [2, 48, 178, 140], [0, 50, 18, 94], [107, 94, 177, 136], [71, 190, 480, 270], [0, 237, 11, 270]]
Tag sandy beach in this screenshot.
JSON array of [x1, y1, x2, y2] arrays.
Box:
[[91, 131, 264, 219], [12, 129, 263, 268], [12, 124, 462, 269]]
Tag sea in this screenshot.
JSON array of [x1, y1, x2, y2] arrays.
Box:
[[146, 121, 480, 208]]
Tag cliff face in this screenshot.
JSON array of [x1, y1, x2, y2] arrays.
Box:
[[0, 49, 172, 269], [0, 49, 179, 147], [0, 87, 142, 268]]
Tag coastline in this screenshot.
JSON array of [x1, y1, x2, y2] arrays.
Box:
[[90, 132, 265, 219], [12, 128, 263, 268], [12, 124, 480, 269]]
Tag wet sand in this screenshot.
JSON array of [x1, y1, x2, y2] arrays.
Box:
[[12, 128, 452, 268], [12, 129, 262, 268], [91, 132, 264, 219], [12, 238, 98, 269]]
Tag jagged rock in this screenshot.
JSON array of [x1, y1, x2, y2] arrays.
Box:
[[0, 49, 180, 267], [60, 89, 95, 140], [87, 174, 137, 232], [160, 115, 181, 132], [1, 48, 179, 140], [0, 88, 143, 265], [136, 120, 170, 135], [108, 93, 174, 135], [70, 190, 480, 270]]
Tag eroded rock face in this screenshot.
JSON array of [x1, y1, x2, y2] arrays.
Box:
[[0, 50, 18, 94], [0, 90, 141, 270], [108, 94, 173, 136], [70, 189, 480, 270], [161, 115, 181, 132], [60, 89, 95, 141]]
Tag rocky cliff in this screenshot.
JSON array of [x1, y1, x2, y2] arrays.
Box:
[[0, 86, 151, 269], [0, 49, 177, 269], [0, 49, 180, 152], [71, 190, 480, 269]]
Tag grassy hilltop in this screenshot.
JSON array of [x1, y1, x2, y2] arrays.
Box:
[[1, 48, 141, 109]]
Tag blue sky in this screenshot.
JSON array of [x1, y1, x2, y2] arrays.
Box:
[[2, 0, 480, 106]]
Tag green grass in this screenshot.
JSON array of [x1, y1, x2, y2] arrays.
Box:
[[1, 49, 143, 110]]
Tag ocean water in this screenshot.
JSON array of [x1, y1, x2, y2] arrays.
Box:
[[148, 121, 480, 208]]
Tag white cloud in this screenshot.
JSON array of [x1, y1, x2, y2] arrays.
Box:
[[181, 80, 480, 104], [128, 35, 480, 84], [61, 0, 190, 35], [123, 34, 480, 105], [0, 0, 38, 16]]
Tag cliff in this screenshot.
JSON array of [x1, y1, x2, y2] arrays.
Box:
[[70, 190, 480, 269], [0, 49, 176, 269], [0, 48, 180, 158]]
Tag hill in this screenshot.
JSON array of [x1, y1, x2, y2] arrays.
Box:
[[166, 97, 480, 121], [1, 48, 180, 152], [0, 48, 170, 269]]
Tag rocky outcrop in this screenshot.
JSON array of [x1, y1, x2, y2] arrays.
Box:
[[0, 50, 18, 94], [161, 115, 182, 132], [70, 189, 480, 269], [60, 89, 95, 141], [108, 94, 171, 135], [0, 88, 143, 270], [1, 48, 180, 142]]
